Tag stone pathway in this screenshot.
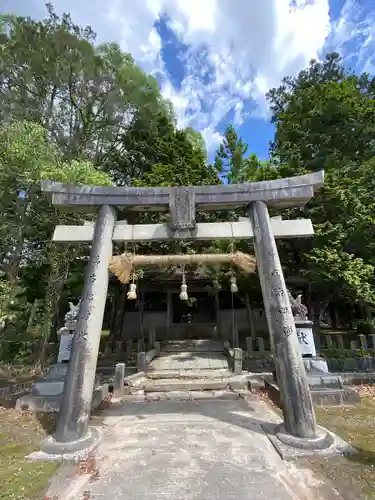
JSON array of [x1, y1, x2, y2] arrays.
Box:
[[149, 340, 229, 371], [65, 397, 342, 500]]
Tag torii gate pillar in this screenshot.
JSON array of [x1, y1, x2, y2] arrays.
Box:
[[42, 205, 117, 454], [250, 201, 316, 439]]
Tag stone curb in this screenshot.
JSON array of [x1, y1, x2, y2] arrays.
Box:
[[56, 472, 94, 500], [43, 458, 100, 500]]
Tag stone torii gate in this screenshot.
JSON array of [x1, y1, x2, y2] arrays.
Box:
[[41, 171, 330, 457]]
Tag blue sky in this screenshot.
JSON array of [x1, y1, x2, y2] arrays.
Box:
[[1, 0, 375, 162]]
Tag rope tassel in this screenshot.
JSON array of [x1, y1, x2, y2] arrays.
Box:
[[127, 282, 137, 300], [230, 275, 238, 293], [179, 265, 188, 301], [180, 283, 188, 301]]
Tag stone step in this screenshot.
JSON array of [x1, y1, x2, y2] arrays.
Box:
[[143, 376, 249, 393], [111, 389, 253, 404], [146, 369, 232, 380], [162, 340, 225, 353], [163, 347, 225, 353]]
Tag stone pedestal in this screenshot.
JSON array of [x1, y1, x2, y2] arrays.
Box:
[[303, 357, 329, 374], [257, 337, 265, 354], [232, 348, 242, 374], [125, 339, 133, 358], [149, 327, 156, 350], [245, 337, 253, 357], [114, 363, 126, 398], [137, 352, 147, 372], [137, 339, 143, 353], [57, 326, 75, 363], [16, 364, 103, 413], [294, 320, 316, 357]]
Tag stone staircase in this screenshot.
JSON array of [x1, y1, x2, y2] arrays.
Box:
[[122, 340, 252, 400]]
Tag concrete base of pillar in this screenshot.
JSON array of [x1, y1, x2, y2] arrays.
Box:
[[28, 426, 101, 462], [262, 422, 355, 460], [275, 424, 332, 450]]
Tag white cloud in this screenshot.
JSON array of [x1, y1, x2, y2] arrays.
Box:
[[105, 0, 332, 150], [201, 127, 223, 153], [328, 0, 375, 74], [2, 0, 373, 154]]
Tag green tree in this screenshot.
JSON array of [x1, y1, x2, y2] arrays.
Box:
[[134, 129, 219, 188], [184, 127, 208, 162], [0, 4, 173, 169], [231, 154, 279, 183], [214, 125, 248, 182], [267, 53, 375, 320], [267, 52, 375, 175], [103, 113, 176, 186], [0, 120, 112, 363]]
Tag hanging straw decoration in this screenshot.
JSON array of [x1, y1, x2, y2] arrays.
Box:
[[179, 265, 188, 301], [109, 252, 256, 285], [127, 273, 137, 300], [230, 274, 238, 293]]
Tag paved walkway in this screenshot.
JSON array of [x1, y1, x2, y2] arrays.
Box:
[[67, 397, 341, 500], [150, 340, 229, 371]]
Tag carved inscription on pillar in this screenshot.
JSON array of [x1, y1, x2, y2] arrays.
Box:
[[260, 242, 296, 344], [169, 186, 196, 238]]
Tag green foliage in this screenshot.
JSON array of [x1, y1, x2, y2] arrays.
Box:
[[322, 346, 375, 359], [304, 248, 375, 304], [0, 119, 112, 362], [232, 154, 280, 183], [209, 52, 375, 319], [184, 127, 208, 161], [214, 125, 248, 182], [0, 3, 172, 166], [133, 129, 219, 188], [263, 52, 375, 311], [0, 275, 13, 326], [356, 319, 375, 336], [0, 4, 223, 361]]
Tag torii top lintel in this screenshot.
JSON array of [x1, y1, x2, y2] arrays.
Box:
[[41, 171, 324, 214]]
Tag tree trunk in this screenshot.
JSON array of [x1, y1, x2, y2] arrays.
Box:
[[304, 285, 314, 322], [26, 299, 41, 334], [108, 286, 117, 339], [33, 247, 74, 371], [244, 294, 256, 341], [360, 302, 372, 320], [330, 303, 337, 329], [315, 294, 332, 327], [110, 285, 126, 341], [4, 196, 29, 284]]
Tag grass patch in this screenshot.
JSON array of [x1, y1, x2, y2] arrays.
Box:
[[260, 385, 375, 499], [0, 408, 59, 500], [0, 395, 111, 500], [300, 386, 375, 500]]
